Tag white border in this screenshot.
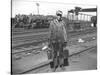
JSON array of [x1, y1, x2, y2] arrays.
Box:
[[0, 0, 100, 75]]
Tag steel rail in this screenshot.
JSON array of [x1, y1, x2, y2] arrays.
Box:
[[19, 46, 96, 74], [12, 28, 96, 49]]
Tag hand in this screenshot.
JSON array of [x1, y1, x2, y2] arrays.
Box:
[[63, 42, 67, 47]]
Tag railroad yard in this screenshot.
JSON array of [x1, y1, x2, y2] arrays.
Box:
[[9, 1, 98, 75], [11, 27, 97, 74]]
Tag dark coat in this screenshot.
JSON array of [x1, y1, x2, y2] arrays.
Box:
[[49, 19, 67, 43], [48, 19, 69, 68]]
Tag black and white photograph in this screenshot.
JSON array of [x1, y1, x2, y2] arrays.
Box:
[[11, 0, 97, 74]]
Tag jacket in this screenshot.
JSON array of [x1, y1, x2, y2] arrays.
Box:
[[49, 19, 67, 43]]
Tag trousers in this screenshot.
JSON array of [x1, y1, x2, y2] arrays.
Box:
[[51, 41, 64, 69]]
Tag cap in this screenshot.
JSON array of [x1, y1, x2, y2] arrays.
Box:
[[56, 10, 63, 15]]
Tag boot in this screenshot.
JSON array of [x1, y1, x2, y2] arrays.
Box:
[[60, 65, 66, 71], [51, 67, 57, 72]]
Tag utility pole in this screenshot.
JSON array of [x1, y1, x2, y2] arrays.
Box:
[[36, 3, 40, 15]]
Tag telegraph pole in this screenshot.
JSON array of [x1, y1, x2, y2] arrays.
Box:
[[36, 3, 39, 15]]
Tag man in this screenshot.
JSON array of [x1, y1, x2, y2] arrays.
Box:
[[49, 10, 68, 72]]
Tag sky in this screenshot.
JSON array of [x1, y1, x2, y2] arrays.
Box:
[[12, 0, 97, 17]]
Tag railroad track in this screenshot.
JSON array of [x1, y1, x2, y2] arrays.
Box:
[[12, 28, 96, 49], [12, 28, 48, 35], [12, 34, 96, 62], [12, 46, 41, 54], [12, 28, 96, 36], [12, 33, 96, 56], [19, 46, 96, 74], [12, 28, 96, 39]]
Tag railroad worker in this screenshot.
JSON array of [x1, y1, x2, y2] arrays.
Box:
[[49, 10, 68, 72]]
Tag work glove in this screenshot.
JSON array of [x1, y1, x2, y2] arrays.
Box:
[[63, 42, 67, 47]]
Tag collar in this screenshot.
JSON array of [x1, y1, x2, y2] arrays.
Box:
[[55, 18, 63, 22]]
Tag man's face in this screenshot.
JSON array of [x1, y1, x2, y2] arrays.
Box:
[[57, 14, 62, 20]]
